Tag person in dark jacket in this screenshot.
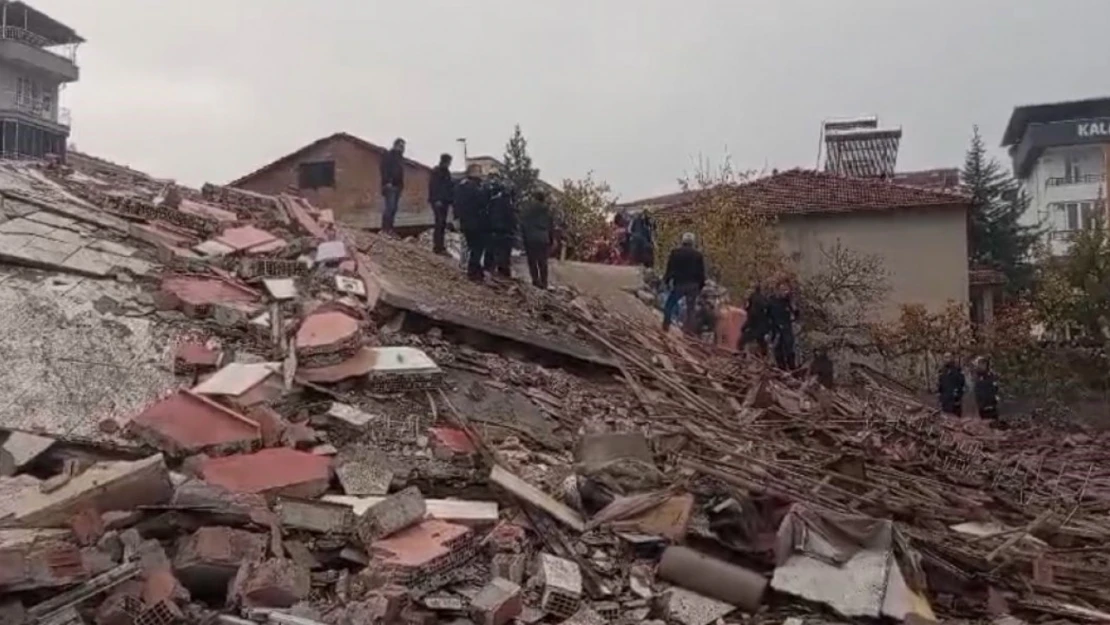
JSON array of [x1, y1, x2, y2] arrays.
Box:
[[483, 174, 516, 278], [937, 354, 966, 417], [629, 212, 655, 268], [810, 347, 834, 388], [740, 283, 771, 355], [973, 356, 1000, 422], [768, 281, 799, 370], [453, 164, 489, 281], [662, 232, 706, 333], [379, 138, 406, 236], [520, 190, 553, 289], [427, 153, 454, 255]]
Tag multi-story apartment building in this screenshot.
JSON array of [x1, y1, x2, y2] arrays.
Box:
[[1002, 97, 1110, 256], [0, 1, 82, 160]]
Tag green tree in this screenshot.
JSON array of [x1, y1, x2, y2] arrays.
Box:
[[555, 172, 615, 261], [962, 125, 1040, 293], [503, 124, 540, 198]]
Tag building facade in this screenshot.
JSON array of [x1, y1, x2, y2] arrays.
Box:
[[1002, 97, 1110, 256], [626, 170, 972, 321], [0, 1, 81, 160], [230, 133, 434, 231]]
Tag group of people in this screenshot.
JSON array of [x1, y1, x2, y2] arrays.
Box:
[[938, 354, 1001, 422], [378, 139, 555, 289], [614, 211, 656, 268]]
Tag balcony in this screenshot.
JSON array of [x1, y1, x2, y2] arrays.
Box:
[[1045, 173, 1106, 187], [0, 26, 79, 82]]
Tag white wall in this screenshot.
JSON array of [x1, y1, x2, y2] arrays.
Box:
[[1020, 145, 1107, 256], [0, 60, 61, 120]]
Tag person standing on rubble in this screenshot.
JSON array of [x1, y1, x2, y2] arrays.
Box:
[[483, 173, 516, 278], [662, 232, 706, 333], [629, 211, 656, 268], [768, 280, 799, 370], [973, 356, 1001, 423], [427, 153, 454, 255], [453, 163, 490, 281], [740, 282, 771, 356], [937, 353, 966, 417], [520, 189, 553, 289], [379, 138, 406, 236]]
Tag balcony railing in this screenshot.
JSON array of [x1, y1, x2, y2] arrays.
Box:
[[1046, 173, 1107, 187], [5, 96, 70, 126], [0, 26, 77, 62]]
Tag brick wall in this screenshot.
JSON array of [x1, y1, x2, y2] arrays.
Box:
[[232, 137, 432, 227]]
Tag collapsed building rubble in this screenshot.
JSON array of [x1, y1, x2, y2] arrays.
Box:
[[1, 157, 1110, 625]]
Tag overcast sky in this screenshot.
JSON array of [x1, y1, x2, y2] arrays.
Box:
[[39, 0, 1110, 200]]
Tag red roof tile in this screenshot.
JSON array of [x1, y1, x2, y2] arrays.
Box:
[[636, 169, 971, 217]]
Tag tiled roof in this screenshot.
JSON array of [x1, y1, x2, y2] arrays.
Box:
[[640, 169, 970, 217], [228, 132, 432, 187], [891, 167, 961, 191]]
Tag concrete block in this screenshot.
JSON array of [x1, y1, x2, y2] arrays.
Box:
[[469, 578, 521, 625], [355, 486, 426, 545], [233, 558, 311, 609], [275, 497, 354, 534], [173, 527, 266, 596], [491, 553, 528, 584], [536, 553, 583, 618]]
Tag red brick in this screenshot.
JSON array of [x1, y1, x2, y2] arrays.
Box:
[[199, 448, 331, 498], [369, 520, 475, 583], [215, 225, 280, 252], [428, 427, 477, 459], [295, 311, 360, 353], [160, 275, 260, 310], [129, 391, 261, 457], [173, 526, 266, 596]]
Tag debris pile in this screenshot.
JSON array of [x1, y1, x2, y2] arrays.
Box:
[[1, 158, 1109, 625]]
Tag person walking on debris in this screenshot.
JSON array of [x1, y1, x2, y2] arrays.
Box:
[[453, 164, 490, 281], [629, 211, 656, 268], [937, 353, 966, 417], [427, 153, 454, 255], [662, 232, 706, 333], [483, 174, 517, 278], [520, 189, 553, 289], [973, 356, 1001, 422], [768, 280, 799, 370], [740, 282, 771, 356], [379, 138, 406, 236]]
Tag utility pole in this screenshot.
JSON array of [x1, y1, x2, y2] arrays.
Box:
[[456, 138, 468, 169]]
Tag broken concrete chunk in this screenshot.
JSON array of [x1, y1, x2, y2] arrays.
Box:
[[335, 448, 393, 496], [314, 240, 347, 263], [489, 465, 584, 532], [326, 402, 377, 431], [192, 362, 278, 397], [355, 486, 426, 545], [128, 390, 261, 457], [231, 558, 311, 609], [263, 279, 297, 301], [324, 495, 498, 527], [334, 275, 366, 298], [275, 497, 354, 535], [661, 587, 736, 625], [536, 553, 583, 619], [469, 578, 521, 625], [173, 527, 266, 596], [27, 562, 141, 624], [558, 608, 606, 625], [0, 431, 55, 476]]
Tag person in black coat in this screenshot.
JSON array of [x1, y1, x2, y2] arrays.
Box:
[[768, 282, 799, 370], [662, 232, 706, 333], [379, 138, 406, 236], [937, 354, 966, 417], [483, 175, 516, 278], [740, 283, 771, 356], [453, 164, 489, 281], [519, 190, 553, 289], [427, 153, 454, 255], [973, 356, 1000, 421]]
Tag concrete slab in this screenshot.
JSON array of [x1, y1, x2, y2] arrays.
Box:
[[0, 274, 174, 447], [25, 212, 79, 231], [39, 228, 87, 245], [0, 217, 55, 236], [129, 390, 261, 456], [216, 226, 278, 252], [0, 454, 173, 527], [57, 248, 114, 278], [0, 232, 32, 254], [192, 362, 278, 397], [199, 449, 331, 498], [88, 240, 137, 258]]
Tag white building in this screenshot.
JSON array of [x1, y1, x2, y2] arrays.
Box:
[[0, 1, 82, 160], [1002, 97, 1110, 256]]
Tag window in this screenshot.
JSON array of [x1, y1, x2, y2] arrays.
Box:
[[1058, 200, 1100, 231], [1065, 155, 1082, 183], [297, 161, 335, 189]]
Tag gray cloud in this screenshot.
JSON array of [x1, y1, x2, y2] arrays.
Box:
[[42, 0, 1110, 200]]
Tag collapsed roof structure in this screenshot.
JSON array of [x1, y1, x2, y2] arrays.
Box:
[[0, 155, 1106, 625]]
